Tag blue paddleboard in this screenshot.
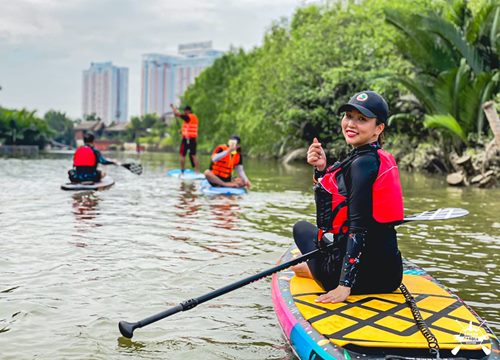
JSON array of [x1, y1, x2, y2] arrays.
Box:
[[199, 180, 246, 196], [166, 169, 206, 180]]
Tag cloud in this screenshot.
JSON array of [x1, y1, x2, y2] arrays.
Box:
[[0, 0, 64, 43], [0, 0, 306, 118]]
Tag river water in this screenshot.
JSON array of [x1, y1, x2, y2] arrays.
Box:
[[1, 151, 499, 359]]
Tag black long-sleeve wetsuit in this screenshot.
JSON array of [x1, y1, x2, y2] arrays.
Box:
[[294, 142, 402, 294]]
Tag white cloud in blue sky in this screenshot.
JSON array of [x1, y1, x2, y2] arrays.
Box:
[[0, 0, 308, 118]]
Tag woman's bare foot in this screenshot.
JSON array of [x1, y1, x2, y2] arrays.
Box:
[[291, 263, 313, 278]]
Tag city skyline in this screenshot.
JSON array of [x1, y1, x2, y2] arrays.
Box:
[[0, 0, 306, 120]]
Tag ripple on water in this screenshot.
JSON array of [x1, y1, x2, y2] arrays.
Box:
[[0, 154, 499, 359]]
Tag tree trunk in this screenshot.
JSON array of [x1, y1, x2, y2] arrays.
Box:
[[470, 174, 483, 184], [455, 155, 476, 177], [483, 101, 500, 148], [482, 139, 499, 171], [478, 170, 496, 188], [447, 172, 465, 186]]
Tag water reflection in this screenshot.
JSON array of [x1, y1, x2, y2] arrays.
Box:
[[72, 191, 100, 221], [175, 182, 201, 218], [70, 191, 102, 248], [209, 198, 240, 230]]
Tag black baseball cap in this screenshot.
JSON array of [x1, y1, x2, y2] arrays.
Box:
[[229, 135, 241, 144], [338, 91, 389, 123], [183, 105, 192, 112]]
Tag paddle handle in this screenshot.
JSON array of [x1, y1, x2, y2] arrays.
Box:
[[137, 304, 184, 328]]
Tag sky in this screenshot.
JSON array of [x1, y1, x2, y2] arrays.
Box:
[[0, 0, 309, 119]]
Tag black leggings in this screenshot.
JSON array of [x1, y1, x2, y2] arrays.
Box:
[[293, 221, 403, 294], [293, 221, 343, 291]]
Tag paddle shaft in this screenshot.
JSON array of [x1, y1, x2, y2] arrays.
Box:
[[119, 207, 468, 338], [119, 247, 321, 337]]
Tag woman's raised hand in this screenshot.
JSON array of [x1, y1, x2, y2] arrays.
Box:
[[307, 137, 326, 171]]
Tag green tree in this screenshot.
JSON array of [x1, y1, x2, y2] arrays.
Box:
[[84, 113, 101, 122], [385, 0, 500, 148], [44, 110, 75, 146], [180, 49, 253, 152], [126, 113, 163, 143], [0, 107, 52, 148]]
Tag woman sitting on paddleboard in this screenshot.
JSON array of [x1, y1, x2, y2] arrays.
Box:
[[292, 91, 404, 303], [204, 135, 252, 189]]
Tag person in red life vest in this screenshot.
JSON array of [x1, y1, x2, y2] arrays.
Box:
[[68, 132, 118, 183], [291, 91, 404, 304], [204, 135, 252, 188], [170, 104, 200, 173]]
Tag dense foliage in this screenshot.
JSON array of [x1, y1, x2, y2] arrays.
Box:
[[0, 107, 78, 148], [179, 0, 499, 158], [179, 0, 432, 156], [0, 107, 53, 148], [386, 0, 500, 152]]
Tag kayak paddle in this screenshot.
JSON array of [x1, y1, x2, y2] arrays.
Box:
[[121, 162, 143, 175]]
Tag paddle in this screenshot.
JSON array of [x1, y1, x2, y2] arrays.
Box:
[[118, 207, 468, 338], [120, 162, 143, 175], [399, 207, 468, 224]]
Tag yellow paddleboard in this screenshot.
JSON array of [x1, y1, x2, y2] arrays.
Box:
[[272, 246, 499, 359]]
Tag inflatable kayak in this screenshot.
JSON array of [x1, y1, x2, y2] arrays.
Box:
[[272, 246, 499, 360], [61, 176, 115, 191], [167, 169, 205, 180], [199, 180, 246, 196]]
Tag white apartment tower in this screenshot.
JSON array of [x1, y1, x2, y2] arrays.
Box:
[[82, 62, 128, 125], [141, 41, 223, 116]]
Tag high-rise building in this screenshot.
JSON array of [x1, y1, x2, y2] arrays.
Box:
[[82, 62, 128, 125], [141, 41, 223, 116]]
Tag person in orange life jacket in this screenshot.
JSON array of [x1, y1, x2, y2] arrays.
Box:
[[68, 132, 118, 183], [170, 104, 200, 173], [204, 135, 252, 188], [291, 91, 404, 304]]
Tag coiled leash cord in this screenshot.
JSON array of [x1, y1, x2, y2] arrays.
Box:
[[399, 283, 441, 359]]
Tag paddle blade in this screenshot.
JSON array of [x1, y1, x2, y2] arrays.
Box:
[[122, 163, 143, 175], [403, 208, 469, 223]]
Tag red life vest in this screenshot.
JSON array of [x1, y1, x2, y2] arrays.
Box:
[[181, 113, 199, 139], [210, 144, 240, 180], [318, 149, 404, 234], [73, 146, 97, 167]]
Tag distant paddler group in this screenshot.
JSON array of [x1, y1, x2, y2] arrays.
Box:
[[168, 104, 252, 190], [63, 104, 251, 193]]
